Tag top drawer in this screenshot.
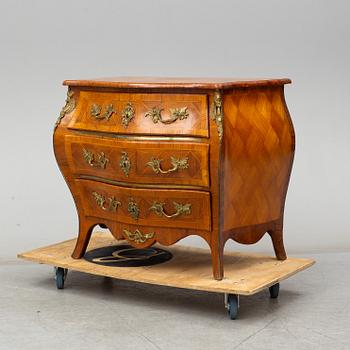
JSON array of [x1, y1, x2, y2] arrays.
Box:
[[68, 91, 209, 137]]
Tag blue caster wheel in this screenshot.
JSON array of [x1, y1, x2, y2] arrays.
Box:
[[227, 294, 239, 320], [269, 283, 280, 298], [55, 267, 68, 289]]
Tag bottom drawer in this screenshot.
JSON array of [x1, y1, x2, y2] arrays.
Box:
[[76, 179, 211, 231]]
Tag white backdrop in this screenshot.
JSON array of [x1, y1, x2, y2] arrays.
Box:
[[1, 0, 349, 258]]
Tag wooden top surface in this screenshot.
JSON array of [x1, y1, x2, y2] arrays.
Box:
[[18, 233, 314, 295], [63, 76, 291, 90]]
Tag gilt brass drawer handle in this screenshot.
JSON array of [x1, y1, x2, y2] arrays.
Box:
[[90, 103, 115, 121], [146, 156, 189, 174], [122, 102, 135, 127], [150, 201, 191, 218], [120, 151, 131, 176], [123, 229, 154, 244], [83, 149, 109, 169], [145, 106, 189, 124], [92, 192, 121, 212]]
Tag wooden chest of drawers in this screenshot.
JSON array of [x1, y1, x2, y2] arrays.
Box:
[[53, 77, 295, 280]]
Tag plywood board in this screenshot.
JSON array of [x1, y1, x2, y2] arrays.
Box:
[[18, 232, 315, 295]]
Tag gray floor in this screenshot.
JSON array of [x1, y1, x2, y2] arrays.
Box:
[[1, 252, 349, 350]]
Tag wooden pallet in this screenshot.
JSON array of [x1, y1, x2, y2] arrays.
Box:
[[18, 232, 314, 296]]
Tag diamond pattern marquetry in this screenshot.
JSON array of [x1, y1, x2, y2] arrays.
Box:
[[222, 87, 295, 230]]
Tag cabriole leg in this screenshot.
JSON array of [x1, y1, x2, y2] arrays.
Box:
[[71, 220, 94, 259], [268, 227, 287, 260]]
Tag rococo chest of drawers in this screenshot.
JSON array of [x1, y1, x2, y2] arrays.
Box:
[[53, 77, 295, 280]]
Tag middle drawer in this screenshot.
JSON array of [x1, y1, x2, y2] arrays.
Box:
[[65, 134, 209, 188]]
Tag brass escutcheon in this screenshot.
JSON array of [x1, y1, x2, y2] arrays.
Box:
[[128, 199, 140, 220], [121, 102, 135, 127], [119, 151, 131, 176]]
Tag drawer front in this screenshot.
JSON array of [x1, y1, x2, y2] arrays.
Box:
[[76, 179, 211, 231], [68, 91, 208, 137], [65, 134, 209, 188]]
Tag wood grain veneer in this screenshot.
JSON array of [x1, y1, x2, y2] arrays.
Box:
[[63, 77, 291, 90], [68, 91, 208, 137], [65, 133, 210, 188]]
